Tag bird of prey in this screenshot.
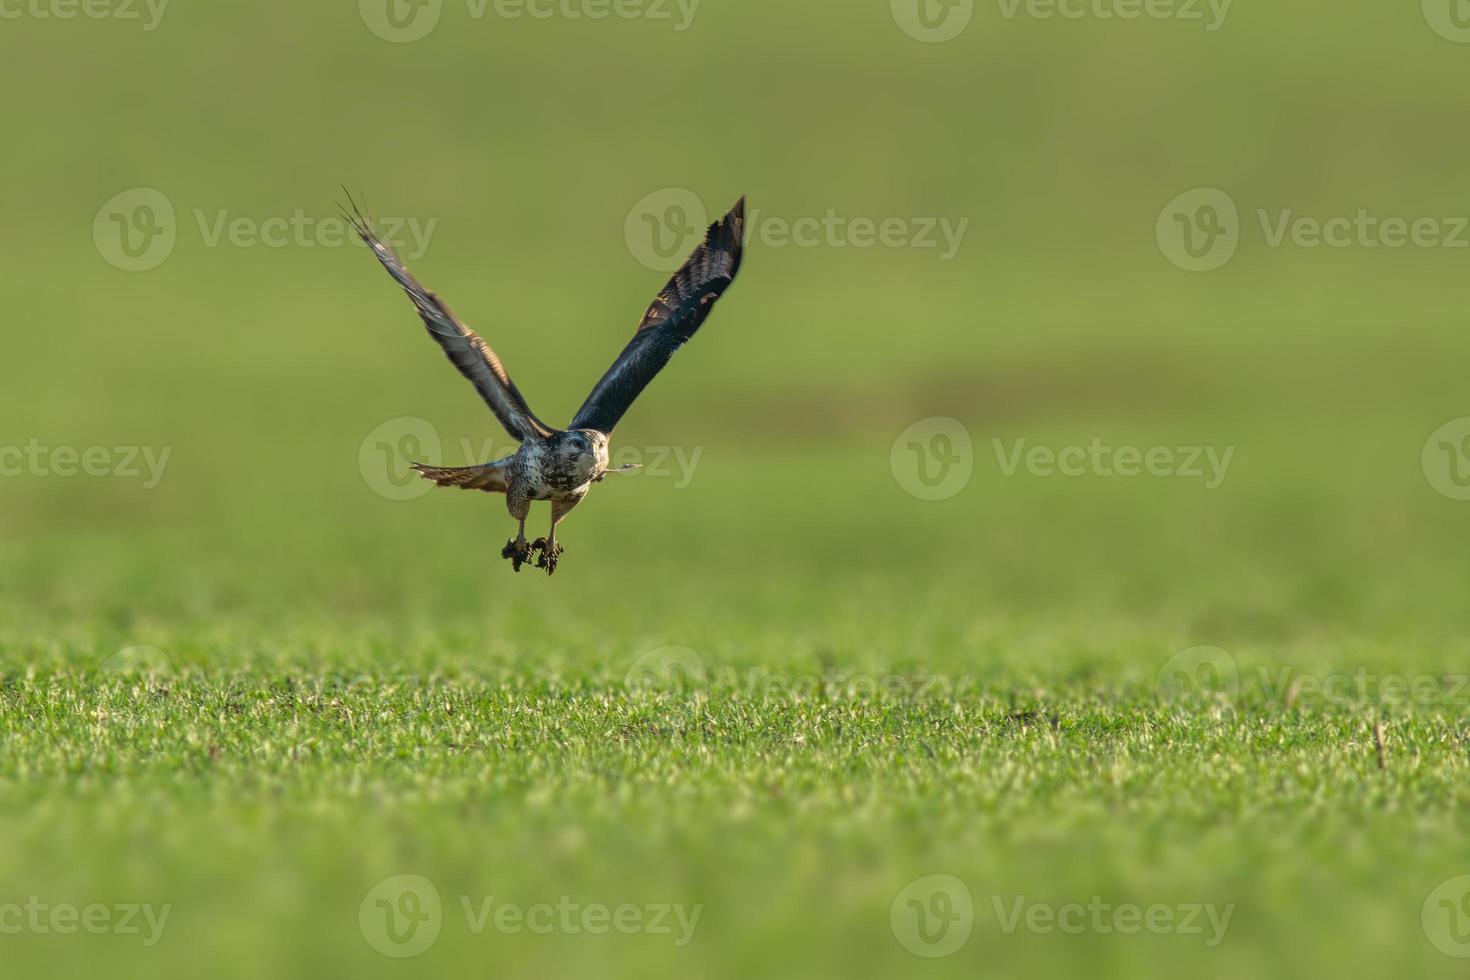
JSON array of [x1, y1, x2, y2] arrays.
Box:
[[344, 195, 745, 575]]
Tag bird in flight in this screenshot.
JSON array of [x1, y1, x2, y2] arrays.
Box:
[[344, 194, 745, 575]]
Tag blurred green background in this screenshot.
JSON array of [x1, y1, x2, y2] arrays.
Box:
[[4, 0, 1470, 977]]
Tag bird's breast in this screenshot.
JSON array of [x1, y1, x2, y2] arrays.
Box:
[[515, 440, 601, 501]]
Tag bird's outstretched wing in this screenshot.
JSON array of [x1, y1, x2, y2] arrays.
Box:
[[343, 197, 555, 442], [570, 197, 746, 434]]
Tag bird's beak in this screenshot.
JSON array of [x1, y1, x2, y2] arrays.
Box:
[[610, 464, 642, 474]]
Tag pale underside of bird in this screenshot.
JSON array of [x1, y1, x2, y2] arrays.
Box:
[[344, 194, 745, 575]]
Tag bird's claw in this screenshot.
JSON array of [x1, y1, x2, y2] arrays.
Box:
[[501, 538, 534, 573], [531, 538, 564, 576]]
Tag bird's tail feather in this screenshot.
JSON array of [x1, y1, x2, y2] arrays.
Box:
[[412, 458, 512, 494]]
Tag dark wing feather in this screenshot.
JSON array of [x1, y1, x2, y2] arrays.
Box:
[[343, 199, 555, 442], [570, 197, 746, 434]]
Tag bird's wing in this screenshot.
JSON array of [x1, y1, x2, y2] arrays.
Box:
[[344, 199, 555, 442], [569, 197, 745, 434]]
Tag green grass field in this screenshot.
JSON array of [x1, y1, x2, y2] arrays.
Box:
[[5, 1, 1470, 977]]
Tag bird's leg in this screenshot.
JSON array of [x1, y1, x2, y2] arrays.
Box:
[[535, 500, 574, 576], [501, 517, 533, 572]]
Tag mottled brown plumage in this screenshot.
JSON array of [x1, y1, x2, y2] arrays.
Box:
[[344, 194, 746, 575]]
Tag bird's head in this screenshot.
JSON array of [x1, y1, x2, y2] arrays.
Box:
[[563, 428, 611, 481]]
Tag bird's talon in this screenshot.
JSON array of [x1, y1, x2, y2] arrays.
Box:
[[535, 542, 564, 575], [502, 538, 533, 572]]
